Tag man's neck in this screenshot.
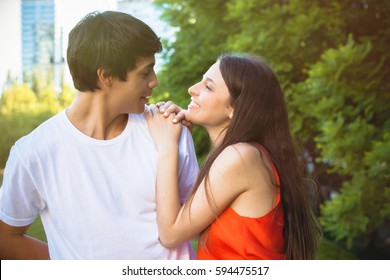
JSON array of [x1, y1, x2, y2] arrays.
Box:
[[66, 92, 128, 140]]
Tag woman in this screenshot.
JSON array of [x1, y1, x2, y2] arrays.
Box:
[[145, 53, 322, 259]]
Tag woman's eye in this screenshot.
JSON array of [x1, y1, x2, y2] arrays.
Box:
[[205, 83, 212, 91]]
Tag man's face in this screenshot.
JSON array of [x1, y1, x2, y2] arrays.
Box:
[[111, 55, 158, 114]]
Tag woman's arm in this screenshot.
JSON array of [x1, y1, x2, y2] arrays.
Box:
[[146, 106, 250, 247], [156, 144, 251, 247]]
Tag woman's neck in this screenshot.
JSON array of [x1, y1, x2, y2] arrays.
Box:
[[206, 126, 228, 147]]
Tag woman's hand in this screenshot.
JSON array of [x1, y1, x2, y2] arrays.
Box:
[[156, 101, 193, 131], [145, 105, 182, 152]]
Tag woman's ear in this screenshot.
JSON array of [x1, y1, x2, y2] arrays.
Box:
[[229, 109, 234, 119], [97, 68, 112, 88]]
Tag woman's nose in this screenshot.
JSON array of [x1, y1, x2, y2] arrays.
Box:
[[188, 83, 199, 96]]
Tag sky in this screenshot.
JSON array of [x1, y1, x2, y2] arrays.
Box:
[[0, 0, 22, 88], [0, 0, 166, 89]]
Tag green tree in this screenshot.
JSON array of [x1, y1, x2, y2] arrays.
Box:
[[292, 36, 390, 251]]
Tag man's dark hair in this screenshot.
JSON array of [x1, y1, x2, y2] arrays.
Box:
[[67, 11, 162, 91]]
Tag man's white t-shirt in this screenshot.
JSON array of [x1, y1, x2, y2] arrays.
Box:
[[0, 108, 199, 259]]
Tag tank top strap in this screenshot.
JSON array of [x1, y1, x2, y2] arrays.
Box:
[[249, 142, 280, 186]]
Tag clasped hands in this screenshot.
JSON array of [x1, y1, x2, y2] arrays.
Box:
[[145, 101, 193, 151]]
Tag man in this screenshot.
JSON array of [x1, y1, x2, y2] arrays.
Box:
[[0, 11, 198, 259]]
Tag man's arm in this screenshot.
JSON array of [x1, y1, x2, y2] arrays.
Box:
[[0, 220, 49, 259]]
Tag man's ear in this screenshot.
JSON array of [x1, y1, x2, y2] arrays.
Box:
[[97, 68, 112, 88]]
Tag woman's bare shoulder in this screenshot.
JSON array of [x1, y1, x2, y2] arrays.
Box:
[[222, 142, 262, 164], [210, 143, 263, 181]]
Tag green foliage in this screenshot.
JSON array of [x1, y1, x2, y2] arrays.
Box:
[[316, 237, 357, 260], [225, 0, 344, 85], [320, 179, 369, 248], [293, 36, 390, 248]]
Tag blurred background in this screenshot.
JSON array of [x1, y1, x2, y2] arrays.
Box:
[[0, 0, 389, 260]]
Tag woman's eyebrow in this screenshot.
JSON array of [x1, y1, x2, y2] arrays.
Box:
[[203, 76, 216, 85]]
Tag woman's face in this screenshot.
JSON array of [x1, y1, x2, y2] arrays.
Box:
[[185, 61, 233, 132]]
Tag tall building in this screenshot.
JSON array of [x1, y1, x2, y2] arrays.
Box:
[[21, 0, 56, 78]]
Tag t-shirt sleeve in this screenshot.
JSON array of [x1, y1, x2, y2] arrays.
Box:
[[177, 127, 199, 204], [0, 145, 45, 227]]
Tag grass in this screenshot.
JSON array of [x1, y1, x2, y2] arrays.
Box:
[[26, 215, 47, 243]]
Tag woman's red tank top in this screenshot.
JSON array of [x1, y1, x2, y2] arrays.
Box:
[[197, 143, 286, 260]]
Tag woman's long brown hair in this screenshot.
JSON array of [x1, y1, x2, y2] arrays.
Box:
[[186, 54, 322, 259]]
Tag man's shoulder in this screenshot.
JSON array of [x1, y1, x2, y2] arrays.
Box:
[[130, 107, 194, 147], [14, 112, 64, 154]]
